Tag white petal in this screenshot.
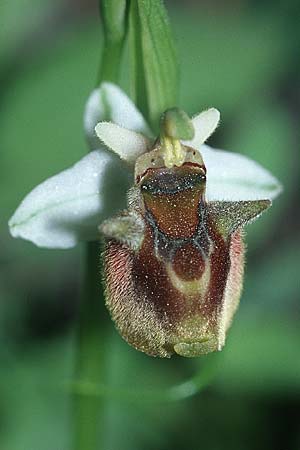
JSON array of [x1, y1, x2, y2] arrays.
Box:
[[8, 150, 131, 249], [187, 108, 220, 147], [95, 122, 150, 164], [84, 82, 152, 149], [199, 144, 282, 201]]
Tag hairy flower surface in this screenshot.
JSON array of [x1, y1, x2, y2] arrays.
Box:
[[9, 83, 282, 357]]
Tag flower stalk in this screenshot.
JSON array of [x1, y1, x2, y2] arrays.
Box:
[[73, 242, 107, 450], [73, 3, 128, 450], [98, 0, 127, 83], [128, 0, 179, 129]]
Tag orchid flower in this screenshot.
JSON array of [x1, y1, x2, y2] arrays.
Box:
[[8, 83, 282, 357], [9, 82, 281, 250]]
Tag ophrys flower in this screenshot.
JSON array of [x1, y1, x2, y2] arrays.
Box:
[[9, 82, 281, 357]]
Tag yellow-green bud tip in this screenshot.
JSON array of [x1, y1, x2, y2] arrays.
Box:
[[160, 107, 195, 141]]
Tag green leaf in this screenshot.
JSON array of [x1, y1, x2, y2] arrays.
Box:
[[128, 0, 179, 131], [99, 0, 127, 83], [100, 0, 127, 41]]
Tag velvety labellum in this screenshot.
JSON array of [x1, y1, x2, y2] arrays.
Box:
[[101, 147, 270, 358]]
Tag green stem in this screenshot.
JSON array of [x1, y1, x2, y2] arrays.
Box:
[[99, 41, 124, 84], [98, 0, 127, 84], [72, 2, 127, 448], [128, 0, 149, 119], [128, 0, 179, 130], [72, 241, 108, 450]]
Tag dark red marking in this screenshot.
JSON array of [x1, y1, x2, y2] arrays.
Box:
[[200, 216, 231, 323], [131, 225, 187, 323], [172, 243, 205, 280]]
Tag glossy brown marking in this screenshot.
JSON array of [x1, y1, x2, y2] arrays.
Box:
[[172, 243, 205, 281], [144, 190, 201, 238], [141, 165, 205, 239]]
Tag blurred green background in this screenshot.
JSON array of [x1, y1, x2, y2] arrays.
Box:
[[1, 1, 300, 449]]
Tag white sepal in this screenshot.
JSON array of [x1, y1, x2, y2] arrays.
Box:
[[8, 150, 131, 249], [84, 82, 152, 149], [199, 144, 282, 201]]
